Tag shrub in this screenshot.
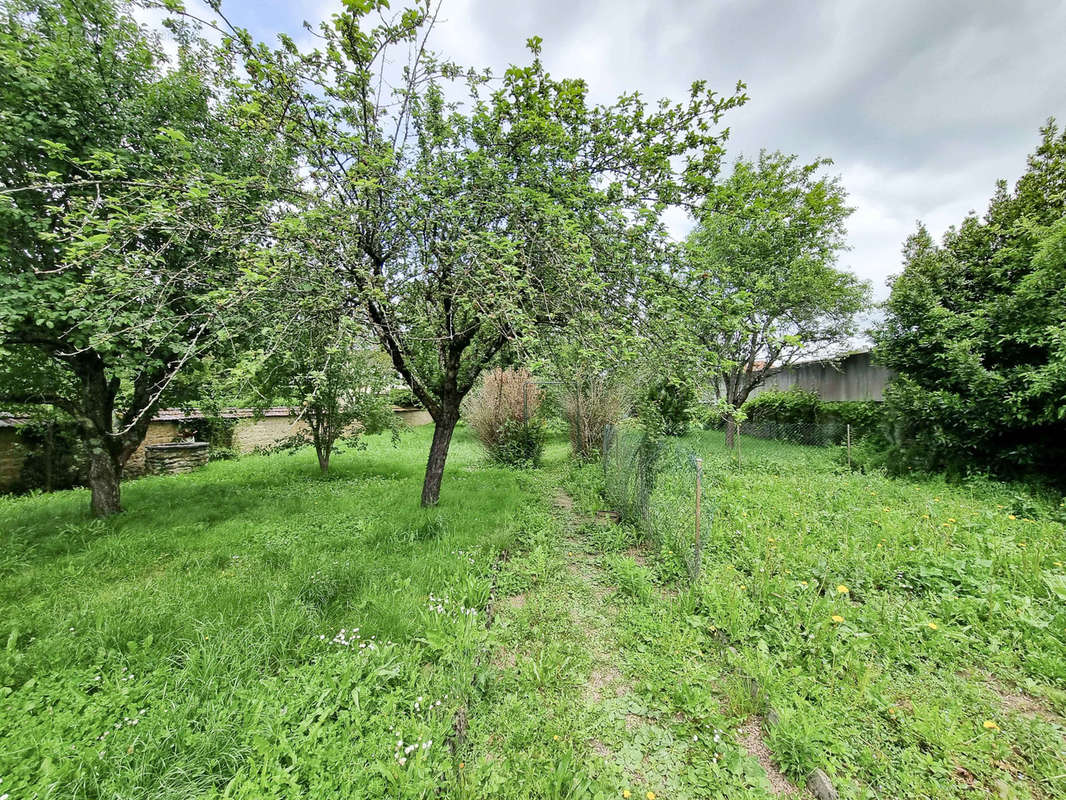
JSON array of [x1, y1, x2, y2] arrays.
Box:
[[639, 379, 695, 436], [562, 375, 630, 460], [464, 367, 545, 467], [388, 386, 423, 409]]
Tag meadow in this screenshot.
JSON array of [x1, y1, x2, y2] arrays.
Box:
[[1, 425, 1064, 799]]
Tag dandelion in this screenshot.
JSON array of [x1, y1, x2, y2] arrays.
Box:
[[799, 581, 808, 587], [882, 507, 890, 513], [947, 518, 956, 523], [1055, 561, 1063, 567], [836, 585, 849, 594], [983, 720, 999, 730], [553, 735, 559, 741], [922, 514, 929, 519], [831, 615, 844, 623], [927, 622, 938, 630], [459, 762, 465, 769], [622, 792, 631, 799], [1008, 514, 1016, 520], [647, 792, 656, 800]]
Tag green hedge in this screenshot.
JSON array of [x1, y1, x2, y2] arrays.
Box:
[[742, 388, 883, 440]]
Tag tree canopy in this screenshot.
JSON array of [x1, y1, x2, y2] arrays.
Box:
[[0, 0, 289, 514], [680, 150, 869, 411], [874, 120, 1066, 481], [204, 0, 747, 504]]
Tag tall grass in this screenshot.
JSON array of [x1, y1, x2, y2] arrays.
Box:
[[0, 426, 561, 799]]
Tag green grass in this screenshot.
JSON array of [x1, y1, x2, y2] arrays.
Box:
[[0, 426, 559, 798], [577, 428, 1066, 799], [2, 424, 1064, 799]]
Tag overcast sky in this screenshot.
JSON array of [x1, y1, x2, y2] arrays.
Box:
[[189, 0, 1066, 300]]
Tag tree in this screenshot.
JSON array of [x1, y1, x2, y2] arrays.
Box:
[[874, 121, 1066, 481], [195, 0, 747, 505], [682, 151, 869, 431], [0, 0, 287, 515], [249, 291, 399, 474]]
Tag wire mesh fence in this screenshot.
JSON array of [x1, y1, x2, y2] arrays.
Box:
[[602, 424, 711, 583], [737, 420, 851, 448]]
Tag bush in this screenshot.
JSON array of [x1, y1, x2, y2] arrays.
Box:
[[388, 386, 423, 409], [639, 379, 695, 436], [492, 419, 547, 468], [741, 387, 885, 445], [464, 367, 545, 467], [563, 376, 630, 460]]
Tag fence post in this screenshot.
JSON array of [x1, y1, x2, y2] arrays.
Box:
[[846, 423, 851, 469], [523, 382, 529, 422], [694, 457, 703, 554], [736, 424, 742, 468]]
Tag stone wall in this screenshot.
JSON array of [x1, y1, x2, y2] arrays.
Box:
[[1, 405, 432, 491], [232, 414, 309, 453], [125, 421, 181, 477], [145, 442, 210, 475], [0, 428, 26, 491]]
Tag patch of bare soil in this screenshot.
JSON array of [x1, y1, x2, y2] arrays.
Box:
[[736, 717, 804, 797], [505, 593, 527, 610], [991, 682, 1062, 724], [553, 490, 575, 511], [585, 663, 624, 702]]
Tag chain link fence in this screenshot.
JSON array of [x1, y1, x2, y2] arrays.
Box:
[[602, 425, 711, 583], [737, 420, 851, 448]]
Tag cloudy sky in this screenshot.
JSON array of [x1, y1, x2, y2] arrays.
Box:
[[182, 0, 1066, 299]]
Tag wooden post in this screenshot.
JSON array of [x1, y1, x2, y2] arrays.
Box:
[[694, 458, 703, 551], [523, 382, 529, 422], [846, 423, 851, 469]]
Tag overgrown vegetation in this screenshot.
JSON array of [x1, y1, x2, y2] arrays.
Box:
[[4, 428, 1062, 799], [464, 368, 546, 467], [874, 121, 1066, 485]]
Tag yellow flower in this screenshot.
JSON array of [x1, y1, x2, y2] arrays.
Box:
[[1008, 514, 1016, 520], [933, 497, 940, 502], [553, 735, 559, 741], [459, 762, 465, 770], [947, 518, 956, 523], [623, 792, 631, 799], [922, 514, 929, 519], [740, 585, 746, 591], [927, 622, 938, 630], [799, 581, 808, 587], [646, 793, 656, 800], [882, 507, 890, 512], [983, 720, 999, 730], [1055, 561, 1063, 567], [836, 585, 849, 594], [831, 615, 844, 623], [877, 543, 883, 548]]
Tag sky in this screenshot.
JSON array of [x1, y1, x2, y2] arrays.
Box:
[[165, 0, 1066, 301]]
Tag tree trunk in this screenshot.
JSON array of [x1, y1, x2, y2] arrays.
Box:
[[316, 445, 331, 474], [421, 413, 458, 507], [88, 446, 122, 517], [725, 418, 737, 450]]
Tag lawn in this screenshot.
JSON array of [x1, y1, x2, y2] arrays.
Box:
[[1, 425, 1064, 799]]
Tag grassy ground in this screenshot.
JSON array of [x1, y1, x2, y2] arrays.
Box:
[[1, 425, 1064, 798]]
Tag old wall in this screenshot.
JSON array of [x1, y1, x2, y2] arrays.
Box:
[[0, 429, 26, 490], [125, 421, 182, 477], [751, 352, 893, 402]]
